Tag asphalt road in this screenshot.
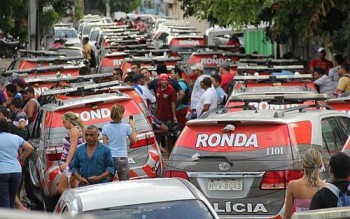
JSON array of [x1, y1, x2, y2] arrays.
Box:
[[0, 58, 12, 70]]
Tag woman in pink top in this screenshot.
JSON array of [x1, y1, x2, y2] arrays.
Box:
[[283, 148, 325, 219]]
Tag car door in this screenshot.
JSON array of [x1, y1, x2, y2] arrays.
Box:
[[321, 117, 345, 154]]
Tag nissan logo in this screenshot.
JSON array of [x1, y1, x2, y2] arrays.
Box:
[[219, 162, 231, 172]]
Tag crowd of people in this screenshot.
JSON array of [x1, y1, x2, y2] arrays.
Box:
[[1, 44, 350, 213]]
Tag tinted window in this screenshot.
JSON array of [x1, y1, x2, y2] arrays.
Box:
[[321, 117, 344, 153], [55, 29, 78, 39], [84, 200, 214, 219], [338, 117, 350, 136]]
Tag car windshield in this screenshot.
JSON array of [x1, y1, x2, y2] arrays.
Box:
[[83, 200, 214, 219], [55, 29, 78, 39], [90, 30, 99, 41]]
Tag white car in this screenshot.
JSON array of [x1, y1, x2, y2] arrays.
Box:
[[54, 178, 219, 219]]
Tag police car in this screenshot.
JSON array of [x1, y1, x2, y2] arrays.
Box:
[[165, 103, 350, 218], [25, 86, 162, 211]]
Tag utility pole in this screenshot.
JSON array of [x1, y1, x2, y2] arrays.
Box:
[[28, 0, 39, 50], [105, 0, 110, 17]]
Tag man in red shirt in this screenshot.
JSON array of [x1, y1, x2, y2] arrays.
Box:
[[309, 47, 333, 73], [155, 74, 177, 124], [219, 62, 235, 93], [155, 74, 177, 154]]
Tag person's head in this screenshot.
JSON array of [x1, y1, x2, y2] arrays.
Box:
[[156, 63, 168, 75], [190, 63, 204, 76], [317, 47, 326, 59], [84, 125, 99, 146], [124, 75, 134, 86], [133, 73, 144, 85], [0, 118, 9, 133], [131, 62, 141, 73], [79, 66, 89, 75], [0, 105, 9, 119], [170, 67, 182, 80], [5, 84, 17, 97], [82, 37, 89, 44], [239, 47, 246, 54], [22, 87, 35, 102], [337, 63, 349, 76], [110, 103, 125, 123], [219, 62, 230, 75], [158, 73, 169, 88], [301, 148, 323, 187], [61, 112, 85, 135], [329, 152, 350, 180], [112, 68, 123, 81], [333, 54, 344, 66], [12, 78, 26, 91], [313, 68, 326, 80], [140, 67, 150, 81], [10, 98, 23, 111], [200, 77, 212, 90], [211, 74, 222, 88]]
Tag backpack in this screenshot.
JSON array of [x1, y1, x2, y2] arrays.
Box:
[[325, 183, 350, 207]]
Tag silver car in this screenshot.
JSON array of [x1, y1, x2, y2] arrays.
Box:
[[54, 178, 219, 219]]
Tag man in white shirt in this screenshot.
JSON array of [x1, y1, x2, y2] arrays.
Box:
[[196, 77, 218, 117], [190, 63, 209, 118]]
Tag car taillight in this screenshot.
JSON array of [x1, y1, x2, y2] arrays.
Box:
[[260, 170, 303, 190], [46, 146, 63, 161], [130, 131, 156, 148], [164, 170, 189, 180]]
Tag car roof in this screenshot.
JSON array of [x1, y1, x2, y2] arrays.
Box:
[[43, 93, 130, 112], [68, 178, 197, 212], [192, 108, 349, 125]]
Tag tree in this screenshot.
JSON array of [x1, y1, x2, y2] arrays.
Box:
[[0, 0, 27, 40], [179, 0, 350, 54]]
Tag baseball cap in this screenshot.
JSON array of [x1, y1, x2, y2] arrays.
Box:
[[23, 86, 35, 94], [190, 63, 204, 71], [12, 78, 26, 87], [317, 47, 325, 53]]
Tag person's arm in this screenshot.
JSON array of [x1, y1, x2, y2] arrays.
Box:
[[18, 141, 34, 161], [71, 149, 89, 186], [102, 135, 108, 145], [335, 78, 346, 95], [25, 101, 36, 123], [283, 182, 295, 219], [89, 148, 115, 183], [200, 104, 210, 116], [171, 100, 177, 123], [60, 127, 79, 171], [128, 120, 137, 144]]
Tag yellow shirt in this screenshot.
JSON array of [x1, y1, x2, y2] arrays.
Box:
[[337, 74, 350, 92], [83, 43, 92, 60]]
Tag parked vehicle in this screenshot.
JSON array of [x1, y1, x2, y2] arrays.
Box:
[[165, 105, 350, 218], [54, 178, 219, 219]]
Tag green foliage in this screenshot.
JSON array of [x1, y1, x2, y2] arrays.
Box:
[[0, 0, 27, 40], [179, 0, 349, 47]]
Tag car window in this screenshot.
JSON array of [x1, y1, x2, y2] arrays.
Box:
[[321, 117, 344, 153], [32, 109, 44, 138], [338, 116, 350, 136], [84, 200, 214, 219]]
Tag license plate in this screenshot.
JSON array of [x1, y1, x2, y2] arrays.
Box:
[[208, 180, 243, 191]]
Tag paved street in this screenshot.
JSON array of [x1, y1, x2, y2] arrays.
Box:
[[0, 58, 12, 70]]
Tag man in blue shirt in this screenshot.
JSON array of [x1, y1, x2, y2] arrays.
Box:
[[211, 74, 227, 107], [71, 125, 114, 186]]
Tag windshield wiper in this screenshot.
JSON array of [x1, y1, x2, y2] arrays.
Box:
[[191, 153, 233, 165]]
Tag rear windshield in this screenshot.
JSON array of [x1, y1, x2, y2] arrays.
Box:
[[45, 100, 150, 145], [176, 123, 290, 155], [83, 200, 214, 219]]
